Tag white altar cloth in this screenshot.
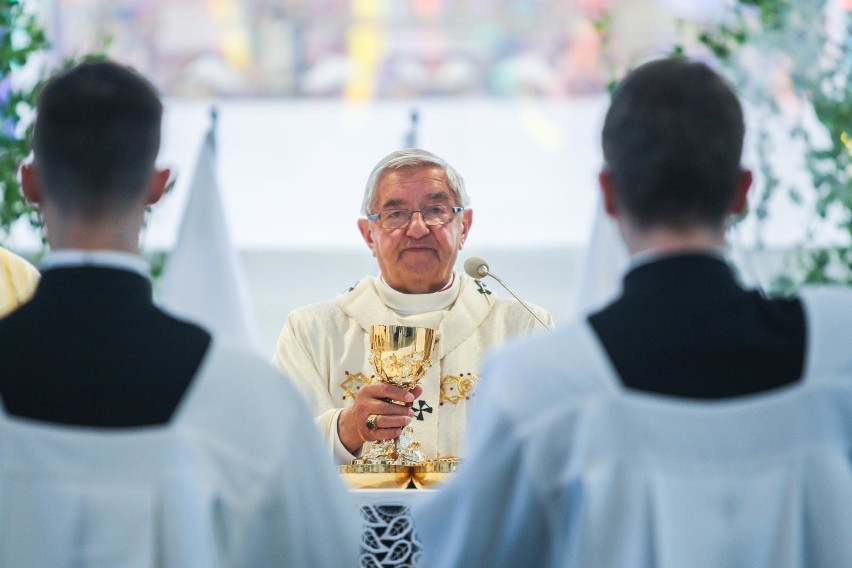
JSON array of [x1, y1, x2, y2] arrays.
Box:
[[350, 489, 437, 568]]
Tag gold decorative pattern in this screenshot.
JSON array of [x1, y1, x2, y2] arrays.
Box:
[[340, 371, 371, 400], [440, 373, 479, 405]]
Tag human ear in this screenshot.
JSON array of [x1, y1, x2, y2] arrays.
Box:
[[357, 218, 377, 257], [146, 168, 172, 206], [458, 208, 473, 250], [729, 169, 752, 216], [20, 163, 41, 205], [599, 168, 620, 218]]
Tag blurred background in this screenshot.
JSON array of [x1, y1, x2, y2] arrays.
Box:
[[3, 0, 850, 354]]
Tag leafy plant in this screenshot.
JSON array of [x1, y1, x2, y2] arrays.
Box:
[[0, 1, 108, 242], [0, 0, 48, 235], [692, 0, 852, 290], [596, 0, 852, 291]]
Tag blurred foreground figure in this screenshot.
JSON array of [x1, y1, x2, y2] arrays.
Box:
[[0, 246, 39, 317], [414, 58, 852, 568], [0, 60, 359, 567]]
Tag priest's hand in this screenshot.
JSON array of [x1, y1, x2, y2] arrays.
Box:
[[338, 384, 424, 454]]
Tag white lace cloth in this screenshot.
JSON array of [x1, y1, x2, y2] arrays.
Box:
[[350, 490, 435, 567]]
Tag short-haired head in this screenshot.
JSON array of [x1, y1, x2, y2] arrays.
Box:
[[32, 59, 163, 218], [361, 148, 469, 215], [601, 57, 745, 230]]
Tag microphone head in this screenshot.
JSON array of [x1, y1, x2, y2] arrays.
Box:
[[464, 257, 490, 279]]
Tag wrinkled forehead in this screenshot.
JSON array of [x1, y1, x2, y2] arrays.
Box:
[[374, 166, 454, 208]]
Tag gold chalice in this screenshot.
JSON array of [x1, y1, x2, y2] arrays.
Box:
[[361, 325, 436, 465]]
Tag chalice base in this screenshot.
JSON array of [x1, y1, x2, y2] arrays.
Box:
[[362, 439, 398, 462], [361, 425, 427, 465], [396, 425, 427, 464]]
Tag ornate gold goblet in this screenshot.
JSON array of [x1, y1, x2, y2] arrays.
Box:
[[360, 325, 436, 465]]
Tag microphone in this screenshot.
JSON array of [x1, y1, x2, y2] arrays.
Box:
[[464, 257, 553, 331]]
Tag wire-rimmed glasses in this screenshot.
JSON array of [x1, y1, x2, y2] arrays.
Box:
[[366, 205, 464, 230]]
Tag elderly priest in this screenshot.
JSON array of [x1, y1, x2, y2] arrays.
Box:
[[273, 148, 553, 465]]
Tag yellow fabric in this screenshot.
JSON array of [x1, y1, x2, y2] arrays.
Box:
[[0, 247, 39, 318]]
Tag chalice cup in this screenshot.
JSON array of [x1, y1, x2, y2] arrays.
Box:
[[361, 325, 436, 465]]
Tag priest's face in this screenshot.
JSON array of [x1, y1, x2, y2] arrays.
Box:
[[357, 166, 473, 294]]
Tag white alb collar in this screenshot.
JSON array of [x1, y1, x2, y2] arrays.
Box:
[[40, 249, 150, 279], [375, 272, 460, 317], [627, 247, 726, 272]]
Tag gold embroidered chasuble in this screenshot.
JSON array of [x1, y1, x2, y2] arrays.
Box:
[[0, 247, 39, 318], [272, 272, 552, 463]]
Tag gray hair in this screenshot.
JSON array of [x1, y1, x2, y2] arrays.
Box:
[[360, 148, 470, 216]]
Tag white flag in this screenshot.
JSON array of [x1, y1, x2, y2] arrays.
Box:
[[157, 119, 260, 351], [572, 196, 629, 317]]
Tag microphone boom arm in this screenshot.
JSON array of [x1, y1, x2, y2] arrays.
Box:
[[484, 271, 553, 331]]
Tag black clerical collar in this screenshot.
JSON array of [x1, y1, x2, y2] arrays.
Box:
[[622, 253, 740, 297]]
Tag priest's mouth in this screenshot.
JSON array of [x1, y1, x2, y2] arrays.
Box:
[[401, 247, 436, 254]]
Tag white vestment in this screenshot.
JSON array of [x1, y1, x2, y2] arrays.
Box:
[[272, 272, 553, 463], [413, 287, 852, 568], [0, 247, 39, 318], [0, 340, 361, 567]]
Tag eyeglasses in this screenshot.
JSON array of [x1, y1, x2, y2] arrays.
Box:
[[367, 205, 464, 230]]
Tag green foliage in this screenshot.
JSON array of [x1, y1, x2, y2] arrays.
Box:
[[590, 12, 619, 95], [0, 0, 48, 235], [697, 0, 852, 288], [0, 2, 108, 241], [595, 0, 852, 290]]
